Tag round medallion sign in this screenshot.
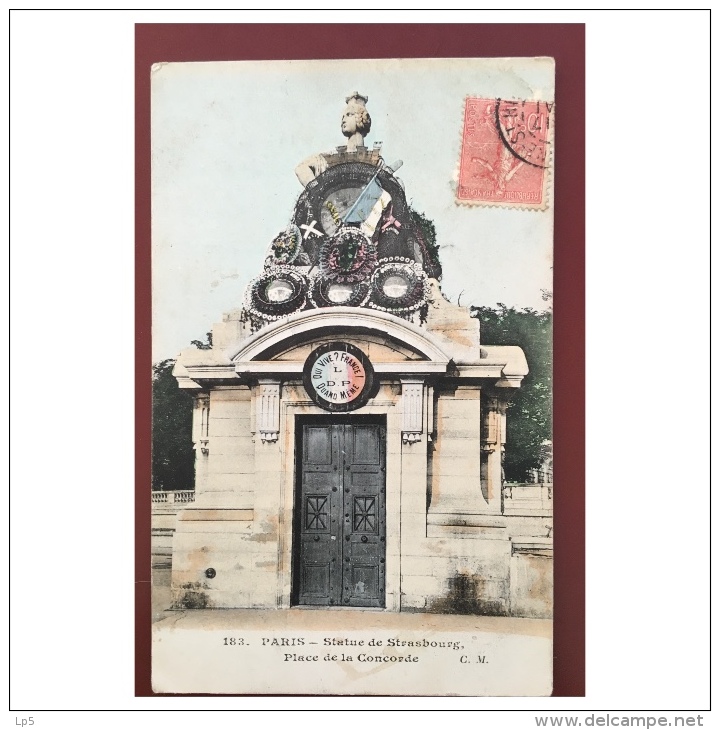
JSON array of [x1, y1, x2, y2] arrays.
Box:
[[303, 342, 374, 412]]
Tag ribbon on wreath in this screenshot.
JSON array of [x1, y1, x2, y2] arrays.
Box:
[[380, 204, 402, 233]]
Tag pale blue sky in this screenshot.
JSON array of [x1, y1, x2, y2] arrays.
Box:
[[151, 58, 555, 361]]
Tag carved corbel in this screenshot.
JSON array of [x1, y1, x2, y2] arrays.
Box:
[[193, 393, 210, 455], [481, 394, 498, 453], [481, 393, 508, 454], [401, 379, 424, 444], [257, 379, 281, 443]]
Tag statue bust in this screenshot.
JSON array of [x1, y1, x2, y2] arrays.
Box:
[[295, 92, 375, 187], [341, 92, 371, 152]]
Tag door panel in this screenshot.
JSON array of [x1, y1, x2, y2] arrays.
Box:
[[305, 425, 333, 464], [342, 423, 385, 607], [297, 425, 342, 605], [296, 421, 386, 608], [351, 424, 381, 464]]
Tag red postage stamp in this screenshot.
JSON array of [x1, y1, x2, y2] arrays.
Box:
[[456, 97, 553, 209]]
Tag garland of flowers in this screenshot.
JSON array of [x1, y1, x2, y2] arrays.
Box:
[[265, 225, 303, 266], [244, 265, 308, 321], [319, 227, 377, 283], [307, 272, 370, 309], [367, 257, 430, 313], [408, 209, 442, 280]]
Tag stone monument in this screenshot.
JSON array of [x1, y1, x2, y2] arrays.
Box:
[[170, 94, 552, 617]]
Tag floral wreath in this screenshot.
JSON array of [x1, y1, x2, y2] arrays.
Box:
[[245, 265, 308, 320], [307, 272, 370, 309], [265, 225, 303, 266], [367, 258, 430, 313], [318, 226, 378, 284]]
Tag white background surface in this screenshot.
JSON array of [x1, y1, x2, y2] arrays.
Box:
[[9, 9, 710, 719]]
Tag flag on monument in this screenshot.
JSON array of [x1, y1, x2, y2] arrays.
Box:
[[344, 178, 387, 226]]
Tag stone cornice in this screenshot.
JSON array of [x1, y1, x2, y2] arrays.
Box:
[[173, 309, 528, 389], [234, 360, 449, 377]]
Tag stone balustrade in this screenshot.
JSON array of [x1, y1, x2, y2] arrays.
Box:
[[152, 490, 195, 506], [502, 483, 553, 516], [152, 491, 196, 565]]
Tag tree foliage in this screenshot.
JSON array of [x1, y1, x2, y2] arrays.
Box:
[[190, 332, 213, 350], [152, 359, 195, 491], [471, 304, 552, 482]]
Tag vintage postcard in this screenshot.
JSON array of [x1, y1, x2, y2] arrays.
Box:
[[150, 57, 554, 695]]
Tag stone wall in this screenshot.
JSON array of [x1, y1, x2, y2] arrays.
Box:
[[169, 308, 551, 617]]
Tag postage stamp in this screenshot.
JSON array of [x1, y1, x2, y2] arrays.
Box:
[[456, 97, 553, 209]]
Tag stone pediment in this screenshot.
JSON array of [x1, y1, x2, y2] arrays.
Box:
[[174, 306, 527, 389], [228, 307, 450, 379], [229, 307, 448, 361]]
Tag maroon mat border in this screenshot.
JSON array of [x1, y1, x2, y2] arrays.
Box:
[[135, 22, 585, 699]]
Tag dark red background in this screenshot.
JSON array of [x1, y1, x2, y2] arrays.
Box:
[[136, 23, 585, 699]]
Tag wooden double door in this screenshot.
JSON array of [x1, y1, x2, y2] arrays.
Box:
[[293, 419, 386, 608]]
